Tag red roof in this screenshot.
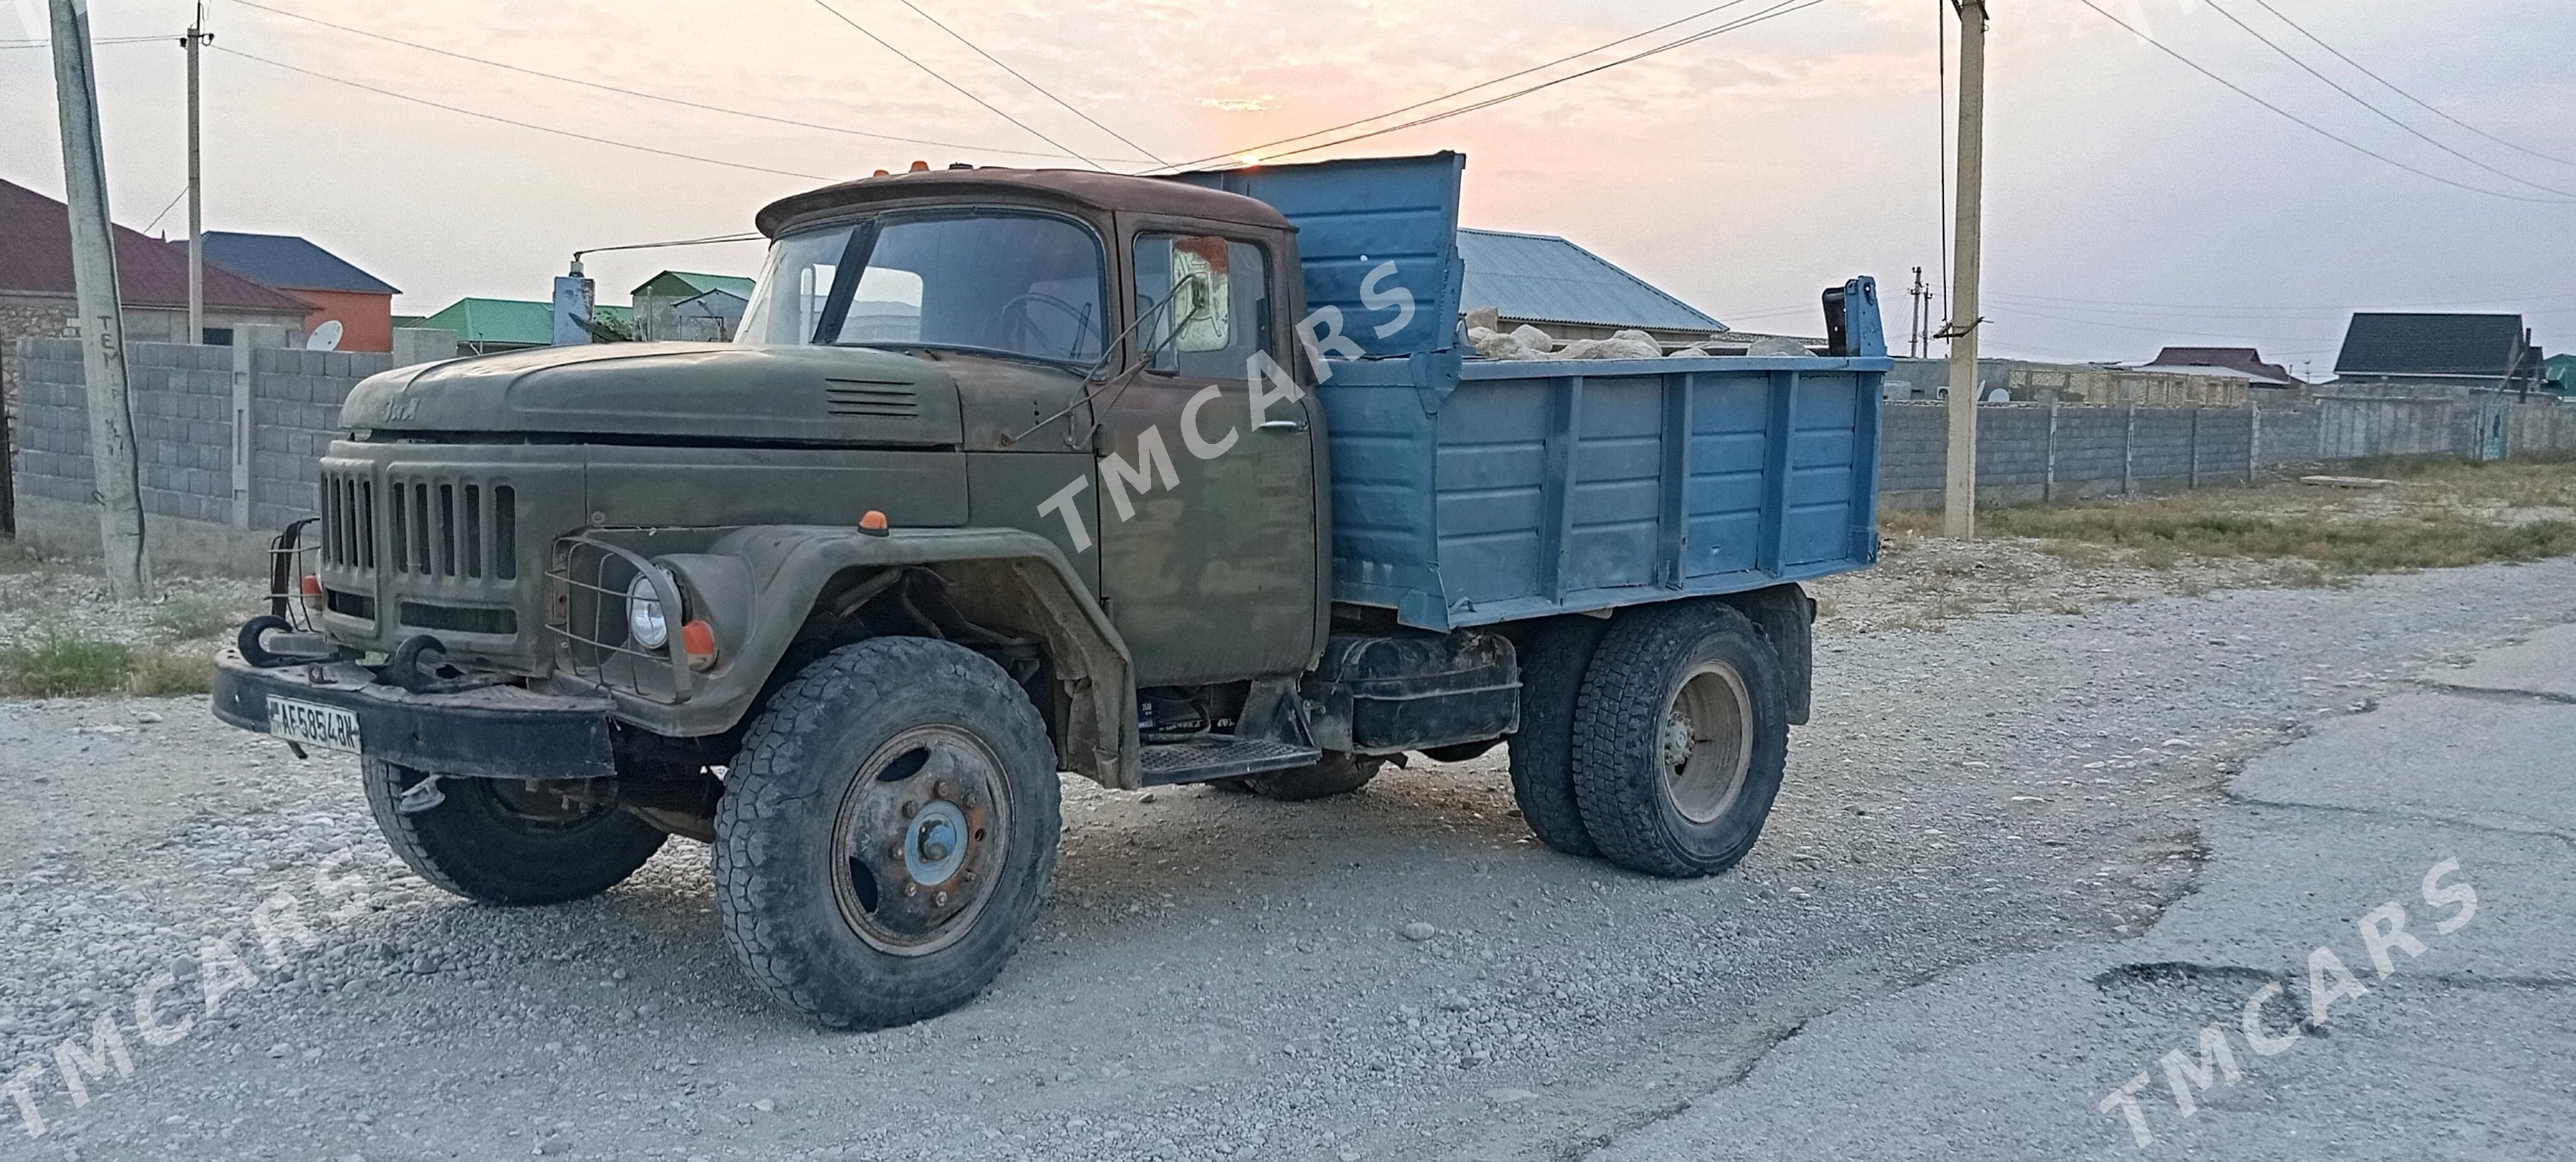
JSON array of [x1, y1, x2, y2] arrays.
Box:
[[0, 177, 307, 312]]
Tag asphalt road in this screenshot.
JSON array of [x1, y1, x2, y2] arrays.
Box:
[[1595, 623, 2576, 1161], [3, 558, 2572, 1161]]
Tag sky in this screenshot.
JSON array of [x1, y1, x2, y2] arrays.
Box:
[[3, 0, 2572, 373]]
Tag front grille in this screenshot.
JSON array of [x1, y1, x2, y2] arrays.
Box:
[[318, 470, 518, 582], [397, 601, 518, 636], [324, 589, 374, 620], [386, 479, 517, 580]]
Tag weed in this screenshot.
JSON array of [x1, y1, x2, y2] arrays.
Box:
[[125, 647, 214, 697], [146, 596, 243, 643], [0, 633, 133, 698]]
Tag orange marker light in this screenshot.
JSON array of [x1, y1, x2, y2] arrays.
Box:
[[872, 168, 891, 177], [681, 620, 718, 671], [909, 160, 930, 172], [859, 510, 890, 536]]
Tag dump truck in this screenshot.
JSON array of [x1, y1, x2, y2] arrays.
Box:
[[212, 152, 1888, 1028]]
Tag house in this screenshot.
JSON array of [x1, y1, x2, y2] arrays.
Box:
[[2334, 313, 2543, 390], [413, 296, 632, 354], [1, 177, 308, 524], [182, 231, 399, 352], [2543, 353, 2574, 397], [0, 178, 309, 350], [2145, 346, 2301, 388], [1455, 228, 1726, 348], [631, 271, 754, 342]]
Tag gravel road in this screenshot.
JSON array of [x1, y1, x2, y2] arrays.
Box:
[[4, 556, 2573, 1161]]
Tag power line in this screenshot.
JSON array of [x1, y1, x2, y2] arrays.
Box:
[[222, 0, 1138, 164], [893, 1, 1165, 166], [0, 35, 170, 49], [1145, 0, 1768, 174], [2246, 0, 2576, 171], [805, 0, 1101, 170], [573, 231, 765, 260], [1233, 0, 1827, 168], [2071, 0, 2574, 205], [2202, 0, 2576, 200], [140, 183, 189, 234], [208, 44, 832, 180]]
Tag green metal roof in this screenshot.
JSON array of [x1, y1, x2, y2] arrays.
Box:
[[632, 270, 756, 299], [415, 297, 631, 346]]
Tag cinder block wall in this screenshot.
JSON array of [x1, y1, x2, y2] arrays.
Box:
[[10, 338, 393, 566]]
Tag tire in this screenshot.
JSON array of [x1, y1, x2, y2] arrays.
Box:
[[1570, 602, 1789, 878], [1508, 617, 1609, 857], [361, 760, 667, 906], [713, 637, 1061, 1029], [1236, 752, 1381, 801]]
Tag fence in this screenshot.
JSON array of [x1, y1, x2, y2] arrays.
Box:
[[1876, 394, 2572, 508], [13, 338, 2576, 568], [9, 336, 405, 568]]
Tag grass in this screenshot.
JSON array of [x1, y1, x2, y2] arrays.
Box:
[[0, 633, 214, 697], [1984, 500, 2576, 573], [146, 595, 244, 643], [0, 633, 134, 697]]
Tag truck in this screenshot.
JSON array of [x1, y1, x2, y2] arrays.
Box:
[[212, 152, 1888, 1029]]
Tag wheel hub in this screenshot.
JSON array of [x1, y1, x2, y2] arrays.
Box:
[[828, 727, 1008, 956], [1664, 662, 1755, 825]]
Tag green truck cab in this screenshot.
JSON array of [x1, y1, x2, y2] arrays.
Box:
[[213, 153, 1890, 1027]]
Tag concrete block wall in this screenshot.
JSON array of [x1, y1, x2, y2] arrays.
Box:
[[11, 338, 394, 548], [247, 346, 392, 530]]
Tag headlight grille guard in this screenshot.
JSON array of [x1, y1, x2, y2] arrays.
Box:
[[265, 517, 325, 632], [545, 534, 694, 704]]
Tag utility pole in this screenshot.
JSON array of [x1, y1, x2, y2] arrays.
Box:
[[184, 4, 208, 344], [48, 0, 152, 597], [1907, 267, 1928, 358], [1940, 0, 1988, 539]]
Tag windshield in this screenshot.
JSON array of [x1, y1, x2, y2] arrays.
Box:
[[736, 211, 1107, 364]]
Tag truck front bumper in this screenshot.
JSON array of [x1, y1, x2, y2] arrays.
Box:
[[212, 650, 618, 779]]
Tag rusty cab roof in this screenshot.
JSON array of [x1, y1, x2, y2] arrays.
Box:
[[755, 167, 1295, 238]]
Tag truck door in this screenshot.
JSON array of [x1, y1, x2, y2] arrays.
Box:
[[1094, 230, 1320, 686]]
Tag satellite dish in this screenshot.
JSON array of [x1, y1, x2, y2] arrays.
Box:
[[306, 320, 343, 352]]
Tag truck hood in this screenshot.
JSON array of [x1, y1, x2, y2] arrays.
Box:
[[342, 342, 963, 446]]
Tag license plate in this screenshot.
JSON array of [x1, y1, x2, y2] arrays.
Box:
[[268, 696, 362, 754]]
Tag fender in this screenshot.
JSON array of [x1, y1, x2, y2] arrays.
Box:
[[610, 525, 1140, 787]]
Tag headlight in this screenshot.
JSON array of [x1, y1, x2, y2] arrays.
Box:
[[627, 568, 677, 650]]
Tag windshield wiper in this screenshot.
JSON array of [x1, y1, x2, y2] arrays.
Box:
[[1009, 284, 1209, 448]]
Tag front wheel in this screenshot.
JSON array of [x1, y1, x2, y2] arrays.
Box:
[[361, 760, 667, 905], [1570, 602, 1789, 878], [714, 637, 1061, 1029]]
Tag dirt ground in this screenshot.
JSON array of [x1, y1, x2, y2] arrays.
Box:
[[3, 468, 2573, 1161]]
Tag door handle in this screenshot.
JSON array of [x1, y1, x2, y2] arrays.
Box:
[[1257, 418, 1306, 433]]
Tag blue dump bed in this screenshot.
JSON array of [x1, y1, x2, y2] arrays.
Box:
[[1183, 154, 1888, 632]]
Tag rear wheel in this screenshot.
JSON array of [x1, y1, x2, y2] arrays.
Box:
[[362, 760, 667, 905], [1234, 752, 1381, 801], [714, 637, 1061, 1029], [1570, 602, 1789, 878], [1508, 617, 1609, 856]]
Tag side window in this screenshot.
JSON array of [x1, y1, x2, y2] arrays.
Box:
[[1133, 234, 1269, 378]]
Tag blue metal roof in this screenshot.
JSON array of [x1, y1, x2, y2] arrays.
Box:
[[1455, 227, 1722, 333], [181, 231, 398, 295]]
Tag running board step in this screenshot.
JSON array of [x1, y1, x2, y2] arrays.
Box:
[[1137, 738, 1320, 786]]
